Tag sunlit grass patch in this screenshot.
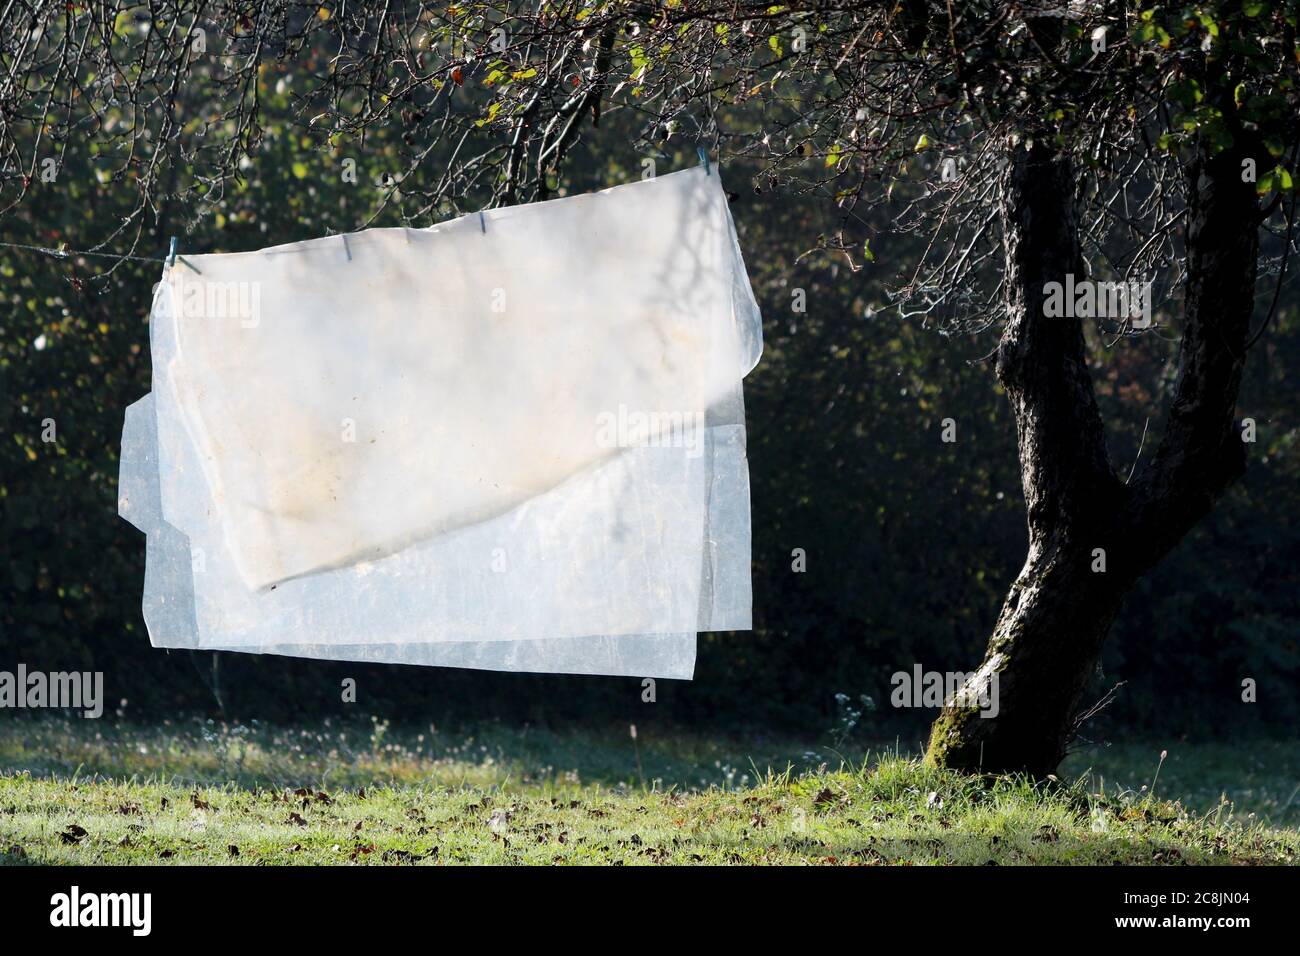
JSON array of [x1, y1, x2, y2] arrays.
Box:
[[1, 718, 1295, 866]]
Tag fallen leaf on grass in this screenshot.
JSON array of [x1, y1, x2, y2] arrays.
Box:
[[381, 848, 424, 864]]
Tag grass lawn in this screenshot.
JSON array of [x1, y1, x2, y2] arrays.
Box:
[[1, 717, 1296, 865]]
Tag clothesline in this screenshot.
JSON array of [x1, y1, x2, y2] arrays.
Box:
[[0, 239, 171, 265], [1, 151, 722, 275], [0, 237, 206, 274]]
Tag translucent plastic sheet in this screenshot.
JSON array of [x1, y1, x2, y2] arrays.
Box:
[[118, 166, 762, 678]]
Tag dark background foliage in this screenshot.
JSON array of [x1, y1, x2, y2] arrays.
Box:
[[2, 81, 1296, 746]]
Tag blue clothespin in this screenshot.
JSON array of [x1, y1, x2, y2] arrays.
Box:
[[165, 235, 201, 273], [697, 146, 710, 176]]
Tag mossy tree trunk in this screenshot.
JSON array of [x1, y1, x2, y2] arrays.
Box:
[[926, 127, 1260, 778]]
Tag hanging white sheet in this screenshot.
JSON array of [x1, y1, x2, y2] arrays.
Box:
[[118, 165, 762, 678]]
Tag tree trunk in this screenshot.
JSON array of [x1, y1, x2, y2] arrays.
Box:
[[926, 130, 1259, 778]]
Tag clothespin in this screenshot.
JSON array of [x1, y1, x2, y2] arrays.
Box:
[[697, 146, 710, 176], [166, 236, 202, 273]]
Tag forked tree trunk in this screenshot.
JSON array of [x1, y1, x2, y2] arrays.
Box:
[[926, 131, 1260, 777]]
